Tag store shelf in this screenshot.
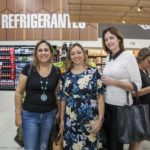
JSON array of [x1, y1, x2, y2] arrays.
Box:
[[0, 47, 15, 89], [87, 49, 108, 70], [14, 46, 34, 87], [0, 44, 60, 90]]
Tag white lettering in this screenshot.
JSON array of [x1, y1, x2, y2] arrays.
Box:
[[31, 14, 38, 28], [2, 15, 8, 28], [57, 14, 66, 28], [72, 22, 78, 28], [1, 13, 86, 29], [138, 25, 150, 30], [66, 14, 71, 28], [8, 14, 14, 28], [50, 14, 58, 28], [26, 14, 30, 28], [13, 14, 20, 28], [78, 22, 86, 29], [43, 14, 50, 28], [20, 14, 26, 28], [38, 14, 43, 28]]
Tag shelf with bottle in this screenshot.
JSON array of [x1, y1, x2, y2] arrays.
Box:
[[15, 45, 59, 87], [0, 44, 61, 90], [0, 47, 16, 90], [87, 49, 108, 70], [14, 46, 34, 87]]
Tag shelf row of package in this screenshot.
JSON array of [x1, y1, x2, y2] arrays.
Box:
[[1, 63, 15, 69], [0, 73, 16, 79], [0, 48, 15, 55], [15, 48, 33, 55], [88, 49, 108, 56], [15, 56, 32, 62], [88, 57, 106, 64], [0, 80, 15, 88]]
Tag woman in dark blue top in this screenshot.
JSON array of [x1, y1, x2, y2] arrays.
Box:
[[58, 43, 104, 149]]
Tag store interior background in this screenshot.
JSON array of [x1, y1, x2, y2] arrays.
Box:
[[0, 0, 150, 149]]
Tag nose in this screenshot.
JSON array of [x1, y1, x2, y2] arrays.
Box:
[[41, 50, 45, 54], [74, 53, 78, 57]]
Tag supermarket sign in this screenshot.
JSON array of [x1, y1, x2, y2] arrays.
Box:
[[1, 13, 86, 29]]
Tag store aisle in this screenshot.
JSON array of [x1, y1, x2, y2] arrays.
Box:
[[0, 91, 150, 150], [0, 91, 22, 150]]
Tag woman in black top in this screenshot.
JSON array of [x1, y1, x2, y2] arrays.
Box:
[[129, 48, 150, 150], [15, 40, 60, 150]]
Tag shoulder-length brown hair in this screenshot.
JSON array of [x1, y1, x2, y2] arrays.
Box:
[[32, 40, 53, 69], [66, 43, 89, 72], [102, 26, 124, 54]]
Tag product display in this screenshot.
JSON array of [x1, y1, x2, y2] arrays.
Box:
[[0, 45, 60, 90], [0, 46, 139, 90], [87, 49, 108, 70], [15, 46, 34, 87], [0, 47, 15, 90]]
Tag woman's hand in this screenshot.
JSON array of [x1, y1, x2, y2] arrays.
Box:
[[15, 113, 22, 128], [101, 76, 116, 85], [89, 118, 103, 134]]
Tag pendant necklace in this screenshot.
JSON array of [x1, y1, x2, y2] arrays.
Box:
[[40, 78, 48, 101]]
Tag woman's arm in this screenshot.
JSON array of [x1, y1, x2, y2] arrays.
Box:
[[137, 87, 150, 96], [102, 76, 134, 91], [15, 73, 27, 127], [90, 94, 105, 134], [97, 95, 105, 121], [60, 100, 66, 126], [55, 81, 60, 121], [59, 100, 66, 136]]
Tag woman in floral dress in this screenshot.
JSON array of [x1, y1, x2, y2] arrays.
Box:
[[58, 43, 105, 150]]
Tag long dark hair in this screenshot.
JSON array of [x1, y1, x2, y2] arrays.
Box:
[[102, 26, 124, 54]]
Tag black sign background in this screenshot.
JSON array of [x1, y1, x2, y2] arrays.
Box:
[[99, 24, 150, 39]]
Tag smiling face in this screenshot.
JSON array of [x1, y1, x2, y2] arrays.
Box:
[[36, 43, 52, 64], [102, 26, 124, 54], [70, 45, 85, 66], [104, 31, 120, 53]]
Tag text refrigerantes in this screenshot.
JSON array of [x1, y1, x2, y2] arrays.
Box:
[[2, 13, 86, 29]]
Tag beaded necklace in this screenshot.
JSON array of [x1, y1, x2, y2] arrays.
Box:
[[40, 77, 48, 101]]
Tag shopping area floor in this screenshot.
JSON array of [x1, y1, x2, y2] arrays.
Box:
[[0, 91, 150, 150]]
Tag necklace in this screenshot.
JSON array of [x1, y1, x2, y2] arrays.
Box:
[[40, 78, 48, 101]]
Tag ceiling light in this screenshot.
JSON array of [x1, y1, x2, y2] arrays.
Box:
[[122, 20, 126, 24], [137, 6, 142, 12]]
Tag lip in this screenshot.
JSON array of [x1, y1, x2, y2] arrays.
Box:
[[107, 43, 113, 47]]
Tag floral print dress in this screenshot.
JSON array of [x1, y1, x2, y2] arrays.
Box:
[[58, 67, 104, 150]]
